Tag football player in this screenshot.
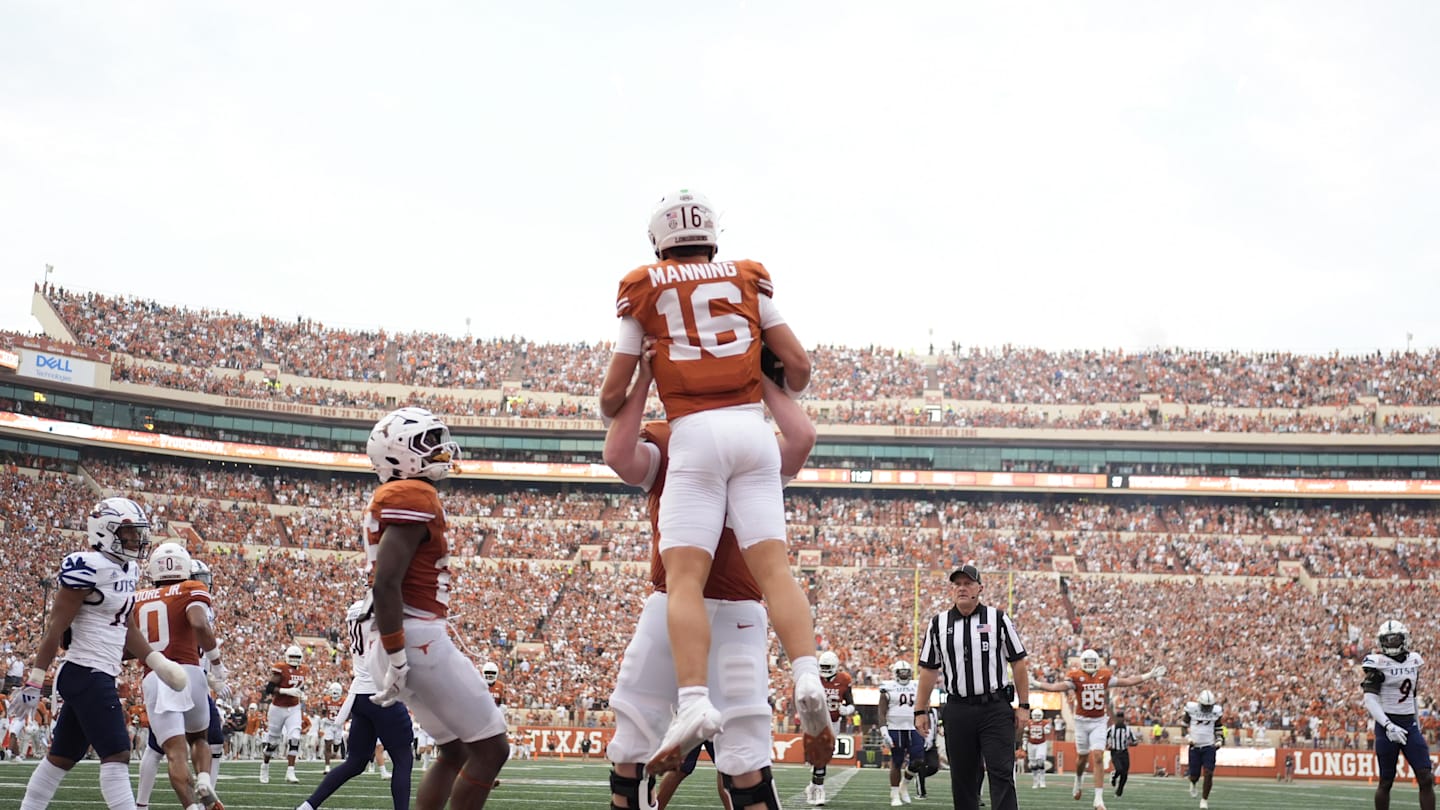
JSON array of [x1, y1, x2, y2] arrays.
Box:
[[296, 599, 414, 810], [16, 497, 188, 810], [481, 662, 506, 707], [598, 190, 828, 767], [1032, 649, 1164, 810], [320, 682, 346, 772], [1182, 689, 1225, 809], [364, 406, 508, 810], [603, 339, 818, 810], [806, 651, 854, 806], [260, 644, 307, 784], [878, 660, 924, 807], [1362, 620, 1433, 810], [1024, 708, 1051, 789], [131, 542, 228, 810]]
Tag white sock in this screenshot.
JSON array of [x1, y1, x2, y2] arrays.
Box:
[[298, 803, 316, 810], [100, 761, 137, 810], [137, 747, 163, 805], [1095, 787, 1103, 800], [677, 686, 709, 711], [21, 758, 67, 810], [791, 655, 819, 682]]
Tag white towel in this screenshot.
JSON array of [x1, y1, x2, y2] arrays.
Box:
[[155, 680, 194, 713]]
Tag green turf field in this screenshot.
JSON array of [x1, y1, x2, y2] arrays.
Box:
[[0, 758, 1409, 808]]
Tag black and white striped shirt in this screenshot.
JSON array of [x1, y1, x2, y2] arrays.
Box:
[[1106, 724, 1136, 751], [918, 603, 1027, 698]]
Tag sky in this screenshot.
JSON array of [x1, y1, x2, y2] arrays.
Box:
[[2, 1, 1438, 355]]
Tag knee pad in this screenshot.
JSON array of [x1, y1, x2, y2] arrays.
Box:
[[211, 742, 224, 759], [812, 764, 827, 783], [723, 767, 781, 810], [1417, 770, 1435, 790], [262, 742, 279, 757], [609, 768, 657, 810], [287, 738, 301, 757]]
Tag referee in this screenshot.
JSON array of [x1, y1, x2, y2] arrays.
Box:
[[1107, 712, 1137, 797], [915, 564, 1030, 810]]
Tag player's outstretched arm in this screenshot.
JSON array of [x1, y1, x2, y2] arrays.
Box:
[[602, 339, 657, 485], [761, 377, 817, 476], [1031, 679, 1073, 692], [761, 323, 811, 394]]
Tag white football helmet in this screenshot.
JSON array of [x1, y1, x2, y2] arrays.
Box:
[[87, 497, 151, 563], [146, 542, 192, 584], [482, 662, 500, 685], [285, 645, 303, 667], [647, 189, 718, 259], [1197, 689, 1217, 711], [892, 660, 912, 683], [1079, 649, 1102, 674], [367, 407, 460, 483], [1379, 620, 1411, 656], [327, 682, 343, 700], [1030, 708, 1044, 721], [818, 651, 841, 679], [190, 558, 213, 588]]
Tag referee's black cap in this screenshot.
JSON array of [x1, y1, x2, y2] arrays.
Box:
[[948, 564, 981, 584]]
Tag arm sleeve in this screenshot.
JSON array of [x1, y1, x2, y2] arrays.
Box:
[[1363, 690, 1392, 726], [614, 316, 644, 355]]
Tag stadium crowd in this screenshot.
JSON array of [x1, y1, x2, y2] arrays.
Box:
[[4, 454, 1440, 754], [16, 286, 1440, 435]]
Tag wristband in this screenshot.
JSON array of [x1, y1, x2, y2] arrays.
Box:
[[914, 709, 928, 716], [206, 647, 223, 663], [26, 667, 46, 687], [381, 630, 406, 652], [386, 650, 408, 667], [1018, 702, 1031, 709]]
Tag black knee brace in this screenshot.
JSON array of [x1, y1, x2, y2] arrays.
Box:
[[812, 765, 827, 784], [287, 738, 301, 757], [723, 767, 782, 810], [262, 741, 279, 757], [609, 768, 656, 810]]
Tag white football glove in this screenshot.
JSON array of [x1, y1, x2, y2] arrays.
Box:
[[371, 650, 409, 708], [277, 686, 304, 698], [879, 725, 891, 741], [1145, 665, 1167, 681], [1384, 722, 1409, 745], [839, 703, 855, 718], [145, 652, 189, 692], [207, 661, 233, 702]]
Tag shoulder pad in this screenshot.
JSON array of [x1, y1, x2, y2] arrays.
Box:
[[57, 552, 103, 589]]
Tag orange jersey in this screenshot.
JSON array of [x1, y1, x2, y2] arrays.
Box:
[[245, 710, 263, 735], [822, 671, 854, 722], [134, 580, 212, 666], [320, 694, 345, 719], [270, 662, 307, 708], [615, 258, 774, 419], [364, 479, 451, 619], [488, 680, 507, 706], [1068, 668, 1114, 719], [1027, 719, 1050, 745], [641, 422, 762, 602], [127, 702, 148, 728]]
